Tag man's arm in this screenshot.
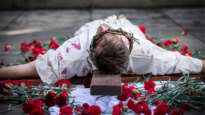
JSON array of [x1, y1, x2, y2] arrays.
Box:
[[0, 61, 39, 80]]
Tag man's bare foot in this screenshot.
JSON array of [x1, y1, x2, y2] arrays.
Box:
[[118, 14, 126, 19]]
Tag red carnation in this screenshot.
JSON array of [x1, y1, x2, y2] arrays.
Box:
[[127, 99, 135, 110], [75, 107, 81, 113], [30, 107, 44, 115], [4, 43, 9, 51], [139, 101, 151, 115], [170, 108, 185, 115], [0, 80, 17, 86], [128, 85, 141, 99], [60, 105, 73, 115], [117, 94, 129, 101], [36, 41, 42, 48], [17, 80, 32, 88], [181, 29, 188, 36], [153, 100, 161, 106], [56, 94, 67, 107], [144, 79, 156, 91], [21, 42, 29, 53], [171, 38, 179, 44], [40, 48, 47, 55], [23, 99, 44, 113], [112, 105, 121, 115], [82, 103, 89, 110], [44, 91, 57, 107], [133, 103, 143, 114], [62, 89, 69, 97], [32, 40, 37, 44], [164, 40, 172, 47], [81, 103, 89, 115], [55, 79, 71, 88], [138, 25, 146, 34], [48, 39, 59, 50], [147, 88, 156, 94], [119, 101, 123, 109], [117, 83, 129, 101], [156, 42, 163, 47], [83, 77, 92, 88], [185, 50, 192, 57], [87, 105, 101, 115], [154, 102, 170, 115], [182, 45, 188, 52], [32, 48, 41, 57], [146, 35, 152, 42], [29, 44, 34, 51]]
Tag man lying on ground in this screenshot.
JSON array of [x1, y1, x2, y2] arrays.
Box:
[[0, 15, 205, 84]]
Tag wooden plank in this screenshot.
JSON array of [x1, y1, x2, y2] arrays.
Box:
[[4, 74, 204, 85], [90, 73, 121, 96]]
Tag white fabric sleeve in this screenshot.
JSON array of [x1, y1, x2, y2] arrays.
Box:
[[35, 31, 91, 84], [130, 45, 203, 75], [35, 49, 62, 85], [123, 17, 203, 75]]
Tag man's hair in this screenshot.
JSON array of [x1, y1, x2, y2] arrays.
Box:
[[90, 33, 130, 74], [90, 28, 139, 74]]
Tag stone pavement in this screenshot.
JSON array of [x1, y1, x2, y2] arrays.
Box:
[[1, 8, 205, 64], [0, 8, 204, 115]]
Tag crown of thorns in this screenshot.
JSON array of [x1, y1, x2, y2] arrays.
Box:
[[90, 28, 139, 54]]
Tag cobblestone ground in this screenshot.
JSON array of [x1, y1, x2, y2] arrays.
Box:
[[0, 8, 204, 115]]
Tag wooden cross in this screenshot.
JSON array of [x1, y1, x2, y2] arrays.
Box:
[[90, 72, 122, 96]]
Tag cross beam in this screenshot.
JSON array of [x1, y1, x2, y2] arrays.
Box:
[[90, 72, 121, 96]]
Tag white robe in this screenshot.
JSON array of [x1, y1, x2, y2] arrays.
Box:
[[34, 15, 203, 85]]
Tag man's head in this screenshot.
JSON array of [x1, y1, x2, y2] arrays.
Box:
[[90, 25, 131, 74]]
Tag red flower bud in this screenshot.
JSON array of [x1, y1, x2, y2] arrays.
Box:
[[146, 35, 152, 42], [21, 42, 29, 53], [36, 41, 42, 48], [138, 25, 146, 34], [157, 42, 163, 47], [112, 105, 121, 115], [171, 38, 179, 44], [164, 40, 172, 47], [60, 105, 73, 115], [181, 29, 188, 36], [4, 43, 9, 51], [87, 105, 101, 115]]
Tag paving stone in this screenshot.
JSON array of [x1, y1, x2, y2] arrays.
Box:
[[0, 26, 79, 64], [163, 8, 205, 42], [2, 10, 91, 31], [92, 0, 153, 8], [0, 11, 23, 30], [45, 0, 91, 8], [0, 10, 91, 64], [92, 9, 205, 55], [0, 25, 79, 45]]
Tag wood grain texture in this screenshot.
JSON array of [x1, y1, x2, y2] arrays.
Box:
[[90, 74, 122, 96], [7, 74, 204, 85]]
